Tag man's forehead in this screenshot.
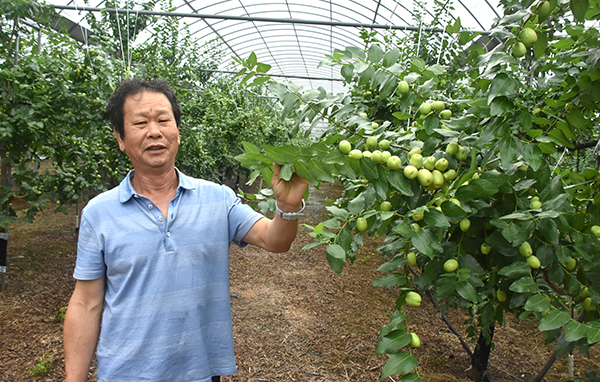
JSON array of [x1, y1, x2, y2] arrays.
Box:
[[124, 91, 172, 114]]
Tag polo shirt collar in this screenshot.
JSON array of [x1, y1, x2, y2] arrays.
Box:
[[118, 168, 196, 203]]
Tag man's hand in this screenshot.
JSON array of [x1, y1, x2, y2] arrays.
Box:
[[242, 163, 309, 253], [271, 163, 309, 212]]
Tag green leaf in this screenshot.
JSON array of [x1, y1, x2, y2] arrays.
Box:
[[523, 143, 543, 171], [375, 330, 412, 354], [539, 309, 571, 331], [377, 255, 405, 272], [326, 244, 346, 274], [242, 141, 262, 154], [524, 294, 552, 312], [586, 322, 600, 343], [308, 158, 336, 183], [456, 280, 481, 302], [279, 163, 294, 181], [547, 128, 574, 149], [499, 136, 521, 169], [490, 96, 513, 116], [488, 73, 520, 104], [539, 218, 559, 245], [388, 170, 414, 196], [383, 48, 400, 67], [434, 277, 458, 298], [373, 273, 409, 288], [249, 76, 270, 86], [326, 205, 349, 221], [246, 52, 258, 68], [498, 261, 531, 278], [281, 92, 300, 119], [261, 166, 274, 188], [500, 212, 530, 220], [424, 208, 450, 228], [423, 113, 439, 135], [256, 62, 271, 73], [564, 320, 588, 342], [566, 108, 587, 130], [341, 64, 354, 82], [412, 229, 443, 259], [322, 149, 346, 166], [509, 277, 539, 293], [399, 373, 424, 382], [360, 158, 379, 182], [381, 351, 418, 379], [322, 218, 341, 229], [446, 17, 461, 33], [543, 193, 569, 211], [368, 44, 384, 63], [571, 0, 589, 21], [380, 76, 398, 99], [293, 160, 319, 186], [455, 179, 499, 200], [555, 333, 577, 358], [534, 31, 548, 59]]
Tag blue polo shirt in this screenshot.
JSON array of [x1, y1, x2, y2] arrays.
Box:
[[73, 169, 264, 382]]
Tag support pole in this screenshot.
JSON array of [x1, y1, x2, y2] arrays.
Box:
[[0, 155, 9, 292], [1, 16, 18, 291]]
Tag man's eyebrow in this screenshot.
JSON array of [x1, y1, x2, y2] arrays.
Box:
[[131, 108, 172, 117]]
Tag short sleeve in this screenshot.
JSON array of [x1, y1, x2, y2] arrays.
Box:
[[225, 187, 264, 247], [73, 213, 107, 280]]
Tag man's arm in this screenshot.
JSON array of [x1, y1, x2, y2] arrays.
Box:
[[63, 276, 105, 382], [242, 163, 309, 253]]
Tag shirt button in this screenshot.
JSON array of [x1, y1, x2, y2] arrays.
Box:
[[134, 195, 139, 198], [148, 205, 153, 209], [166, 232, 171, 237], [159, 216, 164, 221]]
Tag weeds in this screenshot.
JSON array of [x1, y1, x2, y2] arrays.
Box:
[[28, 351, 53, 376]]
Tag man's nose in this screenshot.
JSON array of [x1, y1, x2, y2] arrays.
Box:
[[146, 121, 163, 138]]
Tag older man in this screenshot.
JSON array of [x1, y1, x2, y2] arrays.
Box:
[[63, 78, 308, 382]]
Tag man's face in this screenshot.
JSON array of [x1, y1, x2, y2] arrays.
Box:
[[116, 91, 180, 173]]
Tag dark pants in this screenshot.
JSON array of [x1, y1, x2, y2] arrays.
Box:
[[212, 377, 220, 382]]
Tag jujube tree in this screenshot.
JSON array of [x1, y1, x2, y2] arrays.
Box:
[[235, 0, 600, 379]]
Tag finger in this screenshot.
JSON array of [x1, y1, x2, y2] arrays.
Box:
[[272, 163, 281, 178]]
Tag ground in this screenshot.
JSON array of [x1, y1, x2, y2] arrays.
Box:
[[1, 183, 599, 381]]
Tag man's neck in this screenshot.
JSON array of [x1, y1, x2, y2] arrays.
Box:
[[130, 167, 179, 201]]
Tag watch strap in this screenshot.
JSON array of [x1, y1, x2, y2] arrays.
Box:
[[276, 199, 306, 220]]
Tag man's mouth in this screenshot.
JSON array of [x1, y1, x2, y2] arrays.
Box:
[[145, 145, 166, 152]]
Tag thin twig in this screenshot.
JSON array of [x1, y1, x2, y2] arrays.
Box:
[[408, 266, 473, 358]]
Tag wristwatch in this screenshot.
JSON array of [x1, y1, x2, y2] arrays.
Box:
[[276, 199, 306, 220]]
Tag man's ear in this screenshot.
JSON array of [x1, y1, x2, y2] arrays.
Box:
[[114, 128, 126, 152]]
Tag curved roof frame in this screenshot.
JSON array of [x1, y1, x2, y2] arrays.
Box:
[[48, 0, 502, 93]]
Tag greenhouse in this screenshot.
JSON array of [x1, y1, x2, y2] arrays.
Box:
[[2, 0, 600, 381]]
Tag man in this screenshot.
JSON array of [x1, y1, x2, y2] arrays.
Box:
[[63, 78, 308, 382]]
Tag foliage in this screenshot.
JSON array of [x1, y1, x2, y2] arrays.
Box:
[[236, 0, 600, 379], [52, 306, 67, 323], [0, 0, 293, 229], [27, 351, 53, 376], [189, 79, 297, 183]]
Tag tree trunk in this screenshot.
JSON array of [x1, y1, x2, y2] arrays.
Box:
[[470, 325, 494, 382]]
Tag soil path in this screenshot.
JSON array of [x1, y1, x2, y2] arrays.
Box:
[[0, 183, 599, 381]]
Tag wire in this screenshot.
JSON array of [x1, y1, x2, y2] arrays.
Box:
[[114, 3, 126, 74], [553, 148, 568, 172]]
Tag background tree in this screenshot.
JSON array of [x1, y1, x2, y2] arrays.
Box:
[[0, 0, 296, 231]]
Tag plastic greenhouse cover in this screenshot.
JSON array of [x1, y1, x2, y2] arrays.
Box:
[[46, 0, 502, 94]]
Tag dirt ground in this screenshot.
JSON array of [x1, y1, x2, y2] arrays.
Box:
[[1, 183, 599, 381]]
